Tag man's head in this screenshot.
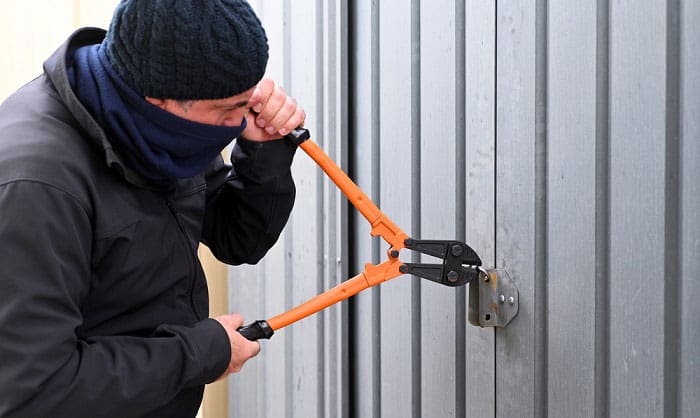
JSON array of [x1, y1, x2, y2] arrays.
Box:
[[103, 0, 269, 101]]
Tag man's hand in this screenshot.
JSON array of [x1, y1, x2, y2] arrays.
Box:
[[243, 78, 306, 141], [213, 313, 261, 379]]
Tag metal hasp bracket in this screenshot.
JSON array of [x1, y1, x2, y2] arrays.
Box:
[[468, 268, 519, 328]]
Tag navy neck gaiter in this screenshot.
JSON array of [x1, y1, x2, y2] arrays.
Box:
[[68, 45, 246, 187]]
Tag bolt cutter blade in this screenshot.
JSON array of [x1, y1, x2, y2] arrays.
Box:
[[403, 238, 482, 265], [399, 239, 482, 287]]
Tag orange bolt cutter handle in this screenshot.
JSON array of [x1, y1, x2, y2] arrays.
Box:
[[297, 135, 409, 251], [237, 128, 482, 341], [268, 259, 403, 330]]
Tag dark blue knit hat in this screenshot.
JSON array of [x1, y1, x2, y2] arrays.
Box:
[[103, 0, 269, 100]]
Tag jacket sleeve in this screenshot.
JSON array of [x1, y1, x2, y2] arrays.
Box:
[[0, 181, 231, 418], [201, 136, 297, 265]]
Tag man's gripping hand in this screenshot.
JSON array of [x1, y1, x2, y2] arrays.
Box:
[[243, 78, 305, 141], [213, 313, 261, 379]]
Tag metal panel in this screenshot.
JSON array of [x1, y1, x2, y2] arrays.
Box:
[[378, 1, 418, 417], [349, 1, 378, 417], [495, 1, 539, 417], [609, 1, 667, 416], [464, 1, 496, 416], [547, 1, 597, 417], [594, 2, 611, 417], [287, 2, 323, 415], [419, 0, 459, 416], [680, 1, 700, 417], [228, 2, 700, 418], [320, 1, 350, 417]]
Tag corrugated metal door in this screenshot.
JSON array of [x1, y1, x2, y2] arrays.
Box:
[[229, 1, 699, 417]]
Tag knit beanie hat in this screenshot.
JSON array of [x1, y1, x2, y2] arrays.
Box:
[[102, 0, 269, 100]]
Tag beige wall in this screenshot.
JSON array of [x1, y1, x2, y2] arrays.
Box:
[[197, 247, 230, 418], [0, 1, 116, 101], [0, 3, 229, 417]]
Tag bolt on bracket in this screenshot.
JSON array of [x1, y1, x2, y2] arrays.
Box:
[[468, 268, 519, 328]]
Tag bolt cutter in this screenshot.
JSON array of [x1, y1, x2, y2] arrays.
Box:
[[237, 128, 485, 340]]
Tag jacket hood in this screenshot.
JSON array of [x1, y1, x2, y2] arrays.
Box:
[[43, 27, 155, 189]]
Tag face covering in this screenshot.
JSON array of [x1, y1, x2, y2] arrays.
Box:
[[69, 44, 246, 187]]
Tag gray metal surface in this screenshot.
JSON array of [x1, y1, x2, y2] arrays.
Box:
[[377, 1, 418, 417], [547, 1, 597, 416], [350, 2, 377, 417], [464, 1, 497, 416], [228, 1, 700, 417], [495, 1, 539, 417], [609, 1, 667, 416], [419, 0, 459, 416], [681, 4, 700, 418]]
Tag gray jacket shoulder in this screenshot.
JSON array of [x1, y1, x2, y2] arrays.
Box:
[[0, 74, 108, 211]]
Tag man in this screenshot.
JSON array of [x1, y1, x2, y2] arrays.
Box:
[[0, 1, 303, 417]]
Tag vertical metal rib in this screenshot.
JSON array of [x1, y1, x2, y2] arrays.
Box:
[[663, 0, 681, 416], [594, 0, 610, 417], [411, 1, 422, 417], [534, 0, 549, 416], [454, 0, 467, 416], [323, 0, 338, 415], [338, 1, 351, 417], [371, 1, 381, 417], [346, 2, 358, 416], [493, 4, 498, 414], [316, 1, 327, 416]]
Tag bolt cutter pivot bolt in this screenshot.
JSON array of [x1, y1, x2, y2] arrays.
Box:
[[447, 270, 459, 283]]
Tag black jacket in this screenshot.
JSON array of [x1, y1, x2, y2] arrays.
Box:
[[0, 29, 296, 417]]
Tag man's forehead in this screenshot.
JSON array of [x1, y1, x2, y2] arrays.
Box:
[[206, 87, 255, 107]]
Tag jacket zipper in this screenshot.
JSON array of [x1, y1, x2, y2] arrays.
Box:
[[165, 198, 202, 320]]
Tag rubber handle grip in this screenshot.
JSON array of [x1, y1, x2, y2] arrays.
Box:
[[285, 127, 311, 146], [237, 320, 274, 341]]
